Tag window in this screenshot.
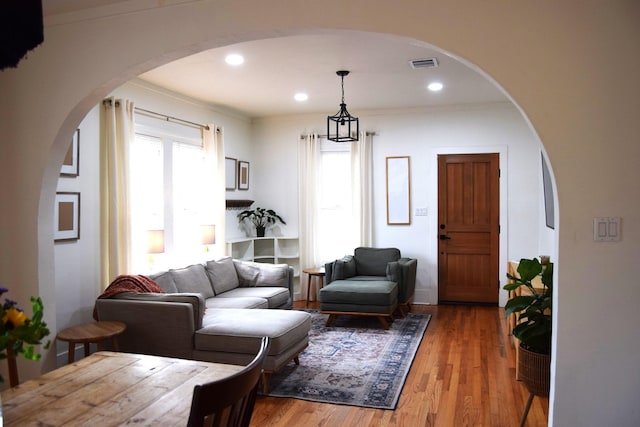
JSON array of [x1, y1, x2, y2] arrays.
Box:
[[317, 142, 356, 262], [130, 119, 213, 272]]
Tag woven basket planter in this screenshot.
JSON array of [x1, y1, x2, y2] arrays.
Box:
[[518, 345, 550, 397]]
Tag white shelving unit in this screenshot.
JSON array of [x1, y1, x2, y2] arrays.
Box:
[[226, 236, 300, 287]]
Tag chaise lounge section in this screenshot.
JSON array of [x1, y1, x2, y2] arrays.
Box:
[[95, 257, 311, 392]]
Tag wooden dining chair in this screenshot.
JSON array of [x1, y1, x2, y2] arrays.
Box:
[[187, 336, 270, 427]]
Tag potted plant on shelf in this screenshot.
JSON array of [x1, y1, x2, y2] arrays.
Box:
[[504, 257, 553, 398], [237, 207, 286, 237]]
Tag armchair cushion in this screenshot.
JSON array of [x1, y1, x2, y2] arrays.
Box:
[[331, 255, 356, 282], [171, 264, 215, 298], [354, 247, 401, 276], [206, 257, 240, 295]]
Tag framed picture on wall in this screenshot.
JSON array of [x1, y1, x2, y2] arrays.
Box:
[[238, 161, 250, 190], [60, 129, 80, 177], [54, 192, 80, 241], [386, 156, 411, 225], [225, 157, 237, 190]]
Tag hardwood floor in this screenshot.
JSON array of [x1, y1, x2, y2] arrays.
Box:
[[251, 302, 549, 427]]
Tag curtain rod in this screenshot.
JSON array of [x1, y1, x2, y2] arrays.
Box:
[[135, 107, 218, 132], [102, 99, 218, 132], [299, 131, 376, 140]]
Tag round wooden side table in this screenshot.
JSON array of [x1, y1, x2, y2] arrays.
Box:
[[57, 321, 127, 364], [303, 267, 325, 306]]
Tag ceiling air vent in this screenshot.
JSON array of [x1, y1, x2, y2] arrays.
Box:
[[409, 57, 439, 69]]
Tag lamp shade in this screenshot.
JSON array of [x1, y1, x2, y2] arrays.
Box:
[[201, 224, 216, 245], [146, 230, 165, 254]]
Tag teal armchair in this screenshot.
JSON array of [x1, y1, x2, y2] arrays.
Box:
[[325, 247, 417, 315]]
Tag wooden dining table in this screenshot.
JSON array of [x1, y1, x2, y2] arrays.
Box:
[[1, 351, 242, 426]]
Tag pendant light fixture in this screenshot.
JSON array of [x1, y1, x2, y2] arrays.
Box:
[[327, 70, 359, 142]]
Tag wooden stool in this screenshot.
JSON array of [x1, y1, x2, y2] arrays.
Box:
[[303, 267, 325, 306], [57, 321, 126, 364]]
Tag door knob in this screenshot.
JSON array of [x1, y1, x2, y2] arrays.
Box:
[[439, 234, 451, 240]]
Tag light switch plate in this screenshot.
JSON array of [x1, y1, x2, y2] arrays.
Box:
[[593, 217, 621, 242]]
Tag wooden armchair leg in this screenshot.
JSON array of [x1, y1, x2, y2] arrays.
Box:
[[261, 372, 272, 394]]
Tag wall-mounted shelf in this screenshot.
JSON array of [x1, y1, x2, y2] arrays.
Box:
[[226, 199, 254, 210]]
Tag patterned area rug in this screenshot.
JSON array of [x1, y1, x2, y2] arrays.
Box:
[[264, 309, 431, 410]]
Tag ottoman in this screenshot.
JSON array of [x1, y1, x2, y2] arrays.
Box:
[[194, 308, 311, 392], [319, 279, 398, 329]]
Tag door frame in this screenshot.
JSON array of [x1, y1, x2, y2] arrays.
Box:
[[427, 145, 509, 306]]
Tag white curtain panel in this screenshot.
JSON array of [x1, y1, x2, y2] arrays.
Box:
[[351, 131, 373, 247], [203, 125, 226, 259], [298, 134, 321, 301], [99, 98, 135, 288]]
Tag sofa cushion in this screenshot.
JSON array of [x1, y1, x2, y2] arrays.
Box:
[[233, 260, 289, 288], [196, 309, 311, 356], [149, 271, 178, 293], [215, 287, 289, 309], [320, 279, 398, 306], [205, 257, 239, 295], [354, 247, 401, 276], [205, 296, 268, 309], [171, 264, 214, 298]]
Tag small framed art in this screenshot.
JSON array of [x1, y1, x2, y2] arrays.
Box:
[[238, 161, 250, 190], [54, 192, 80, 242], [225, 157, 237, 190], [60, 129, 80, 177]]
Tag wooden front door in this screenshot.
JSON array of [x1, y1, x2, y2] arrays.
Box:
[[438, 153, 500, 304]]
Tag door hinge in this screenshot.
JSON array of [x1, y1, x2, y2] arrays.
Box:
[[498, 168, 501, 178], [498, 224, 501, 234]]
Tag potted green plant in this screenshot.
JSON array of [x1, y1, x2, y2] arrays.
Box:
[[237, 207, 286, 237], [504, 257, 553, 397]]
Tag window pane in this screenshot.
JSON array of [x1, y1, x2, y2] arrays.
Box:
[[172, 142, 207, 266], [130, 135, 164, 272], [318, 149, 354, 263]]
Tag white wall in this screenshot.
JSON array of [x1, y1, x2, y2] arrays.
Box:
[[54, 106, 101, 363], [252, 102, 543, 305]]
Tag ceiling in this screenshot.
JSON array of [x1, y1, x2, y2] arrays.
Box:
[[137, 32, 509, 118], [42, 3, 508, 118]]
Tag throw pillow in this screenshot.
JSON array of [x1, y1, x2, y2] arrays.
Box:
[[232, 260, 259, 287], [386, 261, 400, 283], [233, 260, 289, 288], [171, 264, 215, 298], [332, 255, 356, 281], [206, 257, 240, 295]]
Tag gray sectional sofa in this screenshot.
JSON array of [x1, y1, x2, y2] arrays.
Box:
[[95, 257, 311, 392]]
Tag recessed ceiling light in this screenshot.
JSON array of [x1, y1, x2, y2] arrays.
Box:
[[225, 54, 244, 66], [427, 82, 444, 92], [294, 92, 308, 102]]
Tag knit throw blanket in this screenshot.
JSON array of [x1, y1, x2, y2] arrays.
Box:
[[93, 274, 164, 320]]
